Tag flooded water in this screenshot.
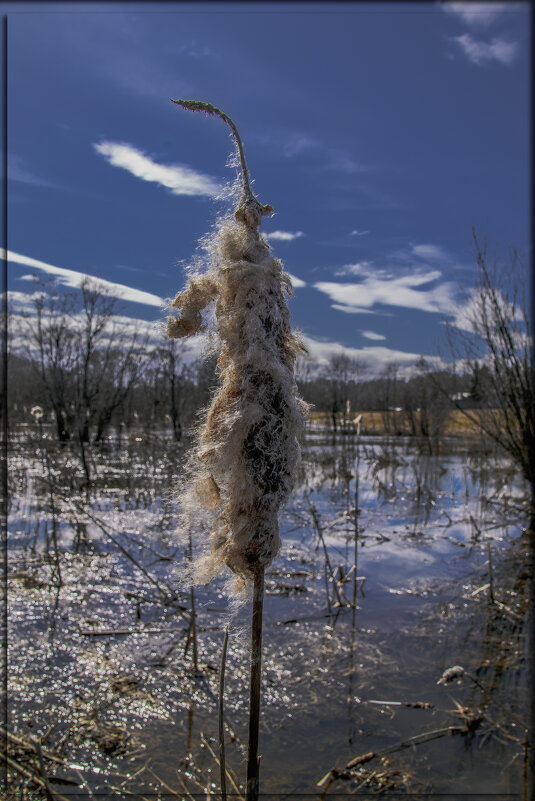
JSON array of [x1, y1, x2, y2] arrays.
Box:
[[6, 427, 531, 798]]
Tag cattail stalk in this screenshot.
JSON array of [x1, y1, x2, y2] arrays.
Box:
[[219, 626, 229, 801], [246, 565, 264, 800], [188, 528, 199, 675], [167, 100, 307, 799]]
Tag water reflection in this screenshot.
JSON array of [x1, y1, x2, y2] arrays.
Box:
[[6, 431, 531, 796]]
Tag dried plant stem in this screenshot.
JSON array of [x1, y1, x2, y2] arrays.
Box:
[[33, 737, 55, 801], [168, 100, 305, 799], [0, 750, 71, 801], [45, 482, 180, 605], [169, 99, 273, 226], [219, 626, 229, 801], [352, 442, 361, 613], [487, 540, 495, 604], [189, 586, 199, 675], [246, 565, 265, 801], [38, 418, 62, 588], [309, 502, 344, 611], [187, 530, 199, 675], [200, 733, 244, 798]]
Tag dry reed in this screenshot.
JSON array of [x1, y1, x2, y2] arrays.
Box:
[[166, 100, 307, 801], [166, 100, 308, 595]]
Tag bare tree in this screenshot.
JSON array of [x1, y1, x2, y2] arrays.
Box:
[[154, 338, 185, 442], [401, 357, 451, 452], [21, 277, 146, 454], [379, 361, 403, 435], [22, 281, 78, 442], [445, 230, 534, 490], [322, 354, 366, 433]]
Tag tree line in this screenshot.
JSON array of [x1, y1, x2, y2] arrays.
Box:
[[7, 233, 533, 491], [7, 279, 471, 448]]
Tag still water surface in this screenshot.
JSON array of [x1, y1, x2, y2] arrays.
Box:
[[7, 431, 530, 797]]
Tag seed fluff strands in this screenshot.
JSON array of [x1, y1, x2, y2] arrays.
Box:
[[166, 100, 308, 594]]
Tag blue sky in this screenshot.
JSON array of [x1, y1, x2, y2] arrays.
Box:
[[5, 2, 531, 372]]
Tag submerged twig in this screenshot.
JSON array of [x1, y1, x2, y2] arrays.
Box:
[[33, 737, 56, 801], [0, 750, 71, 801], [201, 732, 244, 799], [318, 724, 469, 796], [38, 476, 182, 606]]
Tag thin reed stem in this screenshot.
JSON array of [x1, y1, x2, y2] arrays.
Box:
[[219, 626, 229, 801], [189, 585, 199, 675], [188, 528, 199, 675], [246, 565, 264, 801], [487, 540, 495, 604], [352, 437, 361, 613], [170, 99, 273, 225], [309, 502, 344, 611], [38, 418, 62, 588]]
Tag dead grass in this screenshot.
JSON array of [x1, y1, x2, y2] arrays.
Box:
[[309, 409, 506, 437]]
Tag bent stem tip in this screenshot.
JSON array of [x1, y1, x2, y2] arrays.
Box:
[[170, 98, 273, 229]]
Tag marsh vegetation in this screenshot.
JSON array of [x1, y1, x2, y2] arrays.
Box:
[[5, 417, 531, 798]]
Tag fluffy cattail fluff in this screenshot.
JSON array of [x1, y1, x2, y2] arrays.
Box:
[[168, 217, 308, 593], [166, 102, 308, 595]]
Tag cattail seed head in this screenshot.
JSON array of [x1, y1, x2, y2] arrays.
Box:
[[167, 101, 308, 595], [168, 217, 308, 590]]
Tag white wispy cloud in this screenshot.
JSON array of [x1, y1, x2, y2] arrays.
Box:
[[350, 229, 369, 236], [8, 154, 59, 189], [283, 135, 319, 157], [411, 243, 449, 262], [335, 261, 384, 278], [362, 330, 386, 341], [254, 128, 369, 175], [8, 295, 207, 363], [442, 2, 513, 27], [286, 273, 306, 289], [7, 290, 46, 315], [314, 270, 454, 314], [446, 286, 524, 333], [4, 249, 164, 308], [331, 305, 380, 315], [452, 34, 517, 66], [264, 230, 305, 242], [93, 141, 221, 198], [9, 288, 426, 377], [323, 150, 369, 174], [299, 334, 440, 376]]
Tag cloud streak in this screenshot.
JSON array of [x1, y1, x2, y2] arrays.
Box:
[[264, 230, 305, 242], [362, 330, 386, 341], [452, 34, 517, 66], [93, 141, 221, 198], [299, 334, 440, 376], [314, 269, 455, 314], [335, 261, 382, 278], [286, 273, 306, 289], [442, 2, 514, 27], [4, 249, 164, 308], [411, 243, 449, 262], [8, 154, 59, 190]]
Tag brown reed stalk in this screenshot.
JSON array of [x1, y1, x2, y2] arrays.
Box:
[[246, 565, 265, 801], [308, 499, 344, 611], [188, 528, 199, 676], [219, 625, 229, 801], [487, 540, 495, 604]]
